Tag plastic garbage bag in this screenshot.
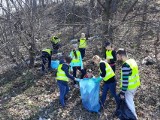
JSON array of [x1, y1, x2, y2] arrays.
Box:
[[79, 78, 100, 112], [51, 60, 59, 69], [116, 96, 137, 120]]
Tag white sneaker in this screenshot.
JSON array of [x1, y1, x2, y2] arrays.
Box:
[[74, 84, 79, 88]]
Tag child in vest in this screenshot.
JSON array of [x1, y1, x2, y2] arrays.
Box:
[[50, 36, 60, 54], [105, 41, 117, 72], [70, 44, 86, 88], [92, 55, 119, 111], [78, 33, 87, 59], [41, 48, 52, 73], [56, 56, 76, 107]]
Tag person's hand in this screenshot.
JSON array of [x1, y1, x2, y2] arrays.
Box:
[[70, 71, 73, 74], [120, 91, 125, 99], [120, 94, 125, 99]]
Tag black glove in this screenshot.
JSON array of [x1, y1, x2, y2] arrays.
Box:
[[119, 91, 125, 96], [119, 91, 125, 99]]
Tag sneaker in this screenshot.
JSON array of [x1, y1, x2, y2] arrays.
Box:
[[74, 84, 79, 88]]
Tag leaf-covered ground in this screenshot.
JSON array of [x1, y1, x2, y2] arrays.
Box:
[[0, 39, 160, 120]]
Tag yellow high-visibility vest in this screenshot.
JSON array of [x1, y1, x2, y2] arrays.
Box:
[[71, 51, 81, 63], [120, 59, 140, 90], [42, 48, 52, 55], [106, 50, 113, 60], [79, 38, 87, 48], [50, 36, 60, 44], [99, 61, 115, 81], [56, 64, 69, 82]]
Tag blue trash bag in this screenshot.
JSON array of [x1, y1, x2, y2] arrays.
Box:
[[51, 60, 59, 69], [116, 95, 137, 120], [79, 78, 100, 112]]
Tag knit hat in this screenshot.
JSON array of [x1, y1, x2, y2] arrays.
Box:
[[105, 41, 111, 47]]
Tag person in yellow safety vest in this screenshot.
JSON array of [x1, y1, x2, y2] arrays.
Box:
[[50, 36, 60, 54], [117, 49, 140, 119], [56, 56, 77, 107], [70, 44, 86, 88], [41, 48, 52, 73], [78, 33, 87, 59], [105, 41, 117, 72], [92, 55, 119, 111]]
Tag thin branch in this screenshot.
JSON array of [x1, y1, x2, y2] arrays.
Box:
[[97, 0, 106, 11], [154, 22, 160, 79], [121, 0, 138, 22]]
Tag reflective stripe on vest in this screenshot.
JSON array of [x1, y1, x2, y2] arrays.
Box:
[[56, 64, 68, 82], [99, 61, 115, 81], [42, 49, 52, 55], [120, 59, 140, 90], [71, 51, 81, 63], [79, 38, 87, 48], [51, 36, 60, 44], [106, 50, 113, 59]]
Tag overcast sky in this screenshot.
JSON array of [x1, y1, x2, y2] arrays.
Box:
[[0, 0, 63, 15], [0, 0, 12, 15]]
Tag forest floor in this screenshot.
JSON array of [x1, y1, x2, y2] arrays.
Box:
[[0, 38, 160, 120]]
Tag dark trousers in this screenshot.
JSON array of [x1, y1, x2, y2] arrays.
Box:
[[41, 52, 51, 72], [57, 80, 69, 107], [79, 48, 85, 59], [100, 81, 119, 108], [52, 43, 60, 54], [73, 66, 86, 84]]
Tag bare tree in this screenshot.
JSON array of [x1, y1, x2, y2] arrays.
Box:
[[72, 0, 76, 39]]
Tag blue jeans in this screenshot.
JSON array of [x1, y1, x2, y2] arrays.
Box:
[[57, 80, 69, 107], [101, 81, 119, 108]]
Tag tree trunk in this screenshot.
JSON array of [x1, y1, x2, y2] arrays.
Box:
[[72, 0, 76, 39], [28, 43, 35, 67], [86, 0, 92, 37], [136, 0, 148, 51], [155, 23, 160, 79], [63, 0, 67, 23], [32, 0, 37, 12]]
